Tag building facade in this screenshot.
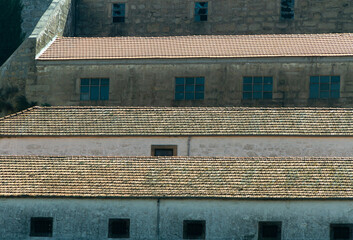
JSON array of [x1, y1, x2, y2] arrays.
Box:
[[75, 0, 353, 37], [1, 0, 353, 111], [32, 34, 353, 107], [1, 106, 353, 157], [1, 1, 353, 239], [1, 155, 353, 240]]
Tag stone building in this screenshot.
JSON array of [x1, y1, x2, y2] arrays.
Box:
[[1, 106, 353, 157], [0, 0, 353, 239], [1, 0, 353, 109], [33, 34, 353, 107], [75, 0, 353, 36], [1, 155, 353, 240]]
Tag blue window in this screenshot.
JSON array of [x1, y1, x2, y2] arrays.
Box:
[[112, 3, 125, 23], [195, 2, 208, 22], [243, 76, 273, 100], [280, 0, 294, 20], [80, 78, 109, 101], [309, 76, 340, 99], [175, 77, 205, 100]]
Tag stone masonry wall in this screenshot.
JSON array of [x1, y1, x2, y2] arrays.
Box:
[[33, 58, 353, 107], [0, 0, 74, 116], [76, 0, 353, 37], [21, 0, 52, 37]]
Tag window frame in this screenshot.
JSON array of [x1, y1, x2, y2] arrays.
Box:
[[175, 77, 205, 100], [243, 76, 273, 100], [108, 218, 130, 238], [30, 217, 53, 237], [151, 145, 177, 156], [280, 0, 295, 20], [258, 221, 282, 240], [183, 220, 206, 239], [330, 224, 353, 240], [309, 75, 340, 99], [112, 3, 126, 23], [194, 2, 208, 22], [80, 78, 110, 101]]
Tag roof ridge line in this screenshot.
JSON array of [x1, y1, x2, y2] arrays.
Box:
[[0, 106, 41, 121]]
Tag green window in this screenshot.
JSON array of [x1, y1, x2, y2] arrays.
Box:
[[243, 76, 273, 100], [309, 76, 340, 99], [80, 78, 109, 101], [175, 77, 205, 100], [195, 2, 208, 22], [112, 3, 125, 23], [281, 0, 294, 20]]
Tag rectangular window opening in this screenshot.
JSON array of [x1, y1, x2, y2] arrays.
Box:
[[30, 217, 53, 237], [309, 76, 340, 99], [175, 77, 205, 100], [258, 221, 281, 240], [113, 3, 126, 23], [151, 145, 177, 156], [331, 224, 353, 240], [194, 2, 208, 22], [183, 220, 206, 239], [243, 76, 273, 100], [108, 218, 130, 238], [280, 0, 294, 20], [80, 78, 109, 101]]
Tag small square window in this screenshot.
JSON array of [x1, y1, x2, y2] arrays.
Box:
[[80, 78, 109, 101], [331, 224, 353, 240], [243, 76, 273, 100], [175, 77, 205, 100], [183, 220, 206, 239], [30, 217, 53, 237], [112, 3, 125, 23], [109, 218, 130, 238], [151, 145, 177, 156], [258, 221, 281, 240], [194, 2, 208, 22], [309, 76, 340, 99], [280, 0, 294, 20]]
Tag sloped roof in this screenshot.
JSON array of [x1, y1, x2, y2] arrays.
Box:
[[1, 156, 353, 199], [37, 34, 353, 60], [1, 106, 353, 137]]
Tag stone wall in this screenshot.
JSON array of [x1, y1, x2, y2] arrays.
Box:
[[1, 136, 353, 157], [75, 0, 353, 37], [0, 0, 75, 116], [21, 0, 52, 37], [1, 198, 353, 239], [33, 58, 353, 107]]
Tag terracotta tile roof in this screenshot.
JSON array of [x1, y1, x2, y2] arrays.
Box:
[[1, 156, 353, 199], [1, 106, 353, 136], [37, 34, 353, 60]]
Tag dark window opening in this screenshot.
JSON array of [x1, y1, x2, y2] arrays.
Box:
[[331, 224, 353, 240], [258, 221, 281, 240], [243, 76, 273, 100], [30, 217, 53, 237], [309, 76, 340, 99], [175, 77, 205, 100], [113, 3, 125, 23], [280, 0, 294, 20], [195, 2, 208, 22], [80, 78, 109, 101], [151, 145, 177, 156], [183, 220, 206, 239], [109, 218, 130, 238], [154, 149, 174, 156]]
